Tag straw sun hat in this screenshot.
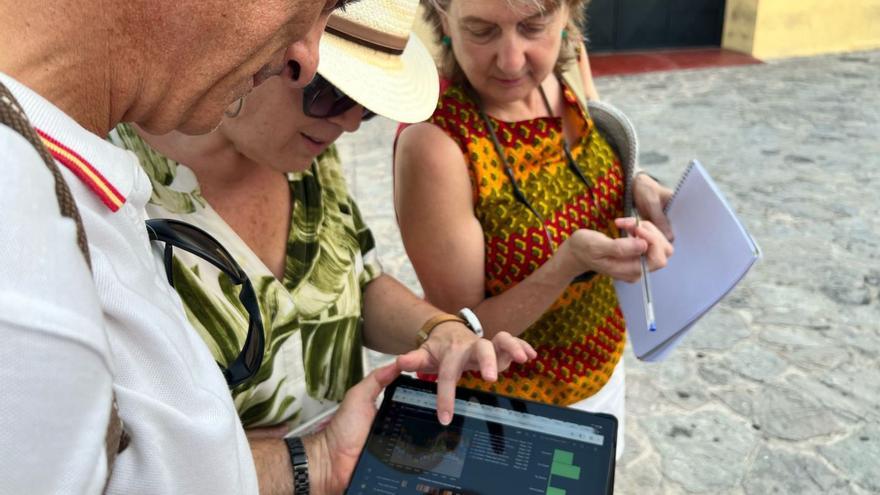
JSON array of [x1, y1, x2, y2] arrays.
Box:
[[318, 0, 439, 123]]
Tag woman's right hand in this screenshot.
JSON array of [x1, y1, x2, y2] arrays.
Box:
[[562, 218, 672, 283]]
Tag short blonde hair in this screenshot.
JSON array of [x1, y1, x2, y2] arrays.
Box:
[[423, 0, 590, 84]]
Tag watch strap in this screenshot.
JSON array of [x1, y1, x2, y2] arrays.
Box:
[[284, 436, 309, 495], [416, 314, 465, 347], [458, 308, 484, 338]]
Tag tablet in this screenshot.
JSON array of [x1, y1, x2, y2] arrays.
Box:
[[346, 375, 617, 495]]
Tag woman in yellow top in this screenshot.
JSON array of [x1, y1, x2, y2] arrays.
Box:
[[395, 0, 674, 458]]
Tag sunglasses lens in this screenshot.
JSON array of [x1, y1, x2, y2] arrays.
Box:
[[306, 86, 337, 118], [303, 75, 360, 119], [148, 220, 243, 281], [179, 225, 241, 279], [238, 282, 263, 370]]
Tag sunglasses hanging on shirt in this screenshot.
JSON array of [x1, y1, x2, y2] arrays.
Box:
[[146, 219, 265, 388]]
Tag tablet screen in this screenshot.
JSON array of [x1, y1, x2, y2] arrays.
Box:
[[346, 376, 616, 495]]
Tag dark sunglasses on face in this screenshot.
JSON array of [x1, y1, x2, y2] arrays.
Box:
[[146, 219, 265, 389], [302, 73, 376, 121]]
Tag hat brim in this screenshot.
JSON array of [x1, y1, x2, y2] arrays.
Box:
[[318, 31, 439, 124]]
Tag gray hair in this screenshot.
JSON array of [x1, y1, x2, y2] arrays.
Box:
[[422, 0, 590, 84]]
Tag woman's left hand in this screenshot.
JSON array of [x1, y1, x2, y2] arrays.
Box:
[[396, 323, 537, 425], [633, 172, 675, 240]]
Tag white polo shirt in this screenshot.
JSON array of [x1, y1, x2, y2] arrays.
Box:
[[0, 73, 258, 494]]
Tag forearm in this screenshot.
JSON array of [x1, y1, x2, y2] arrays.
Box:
[[466, 242, 581, 339], [362, 274, 443, 355], [249, 439, 293, 495]]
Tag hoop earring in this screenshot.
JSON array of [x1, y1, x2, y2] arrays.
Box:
[[441, 35, 451, 47], [224, 97, 245, 118]]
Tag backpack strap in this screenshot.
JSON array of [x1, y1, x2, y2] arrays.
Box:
[[0, 81, 129, 485], [559, 61, 641, 217]]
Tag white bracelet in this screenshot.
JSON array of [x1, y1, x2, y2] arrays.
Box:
[[458, 308, 484, 338]]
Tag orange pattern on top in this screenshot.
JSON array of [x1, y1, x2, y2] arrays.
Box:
[[430, 83, 626, 405]]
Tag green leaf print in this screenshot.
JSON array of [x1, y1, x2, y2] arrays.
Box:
[[117, 130, 379, 429], [111, 123, 207, 214], [300, 316, 364, 401]]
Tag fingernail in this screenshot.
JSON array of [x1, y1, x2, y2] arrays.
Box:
[[439, 411, 452, 425], [289, 61, 301, 81]]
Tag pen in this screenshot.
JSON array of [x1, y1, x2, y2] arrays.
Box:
[[635, 216, 657, 332]]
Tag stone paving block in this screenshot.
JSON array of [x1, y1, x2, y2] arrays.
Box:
[[642, 410, 757, 493], [615, 452, 666, 495], [719, 342, 788, 383], [784, 346, 851, 373], [683, 307, 752, 352], [817, 365, 880, 417], [715, 386, 758, 419], [785, 374, 873, 424], [622, 356, 666, 415], [743, 447, 852, 495], [818, 424, 880, 493], [758, 324, 834, 349], [752, 386, 844, 441], [654, 355, 711, 410], [698, 360, 737, 386], [836, 325, 880, 361], [751, 283, 835, 328]]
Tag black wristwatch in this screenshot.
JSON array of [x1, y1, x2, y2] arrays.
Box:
[[284, 436, 309, 495]]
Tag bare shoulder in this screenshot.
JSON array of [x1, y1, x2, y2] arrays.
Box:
[[394, 121, 474, 216], [395, 122, 467, 181]]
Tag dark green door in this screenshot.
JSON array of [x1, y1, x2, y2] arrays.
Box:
[[585, 0, 726, 51]]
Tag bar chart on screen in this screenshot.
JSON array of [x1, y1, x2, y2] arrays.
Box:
[[545, 449, 583, 495]]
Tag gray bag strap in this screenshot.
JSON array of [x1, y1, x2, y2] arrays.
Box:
[[0, 81, 128, 486], [559, 62, 641, 217]]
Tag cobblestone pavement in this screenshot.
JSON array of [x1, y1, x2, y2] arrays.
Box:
[[336, 50, 880, 494]]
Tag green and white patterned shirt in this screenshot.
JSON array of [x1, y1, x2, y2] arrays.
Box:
[[111, 124, 381, 429]]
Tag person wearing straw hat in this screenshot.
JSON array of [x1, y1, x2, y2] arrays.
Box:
[[111, 0, 536, 492], [395, 0, 675, 459]]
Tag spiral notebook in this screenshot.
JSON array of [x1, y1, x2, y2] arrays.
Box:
[[615, 160, 760, 361]]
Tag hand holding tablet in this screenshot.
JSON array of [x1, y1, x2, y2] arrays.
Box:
[[345, 375, 617, 495]]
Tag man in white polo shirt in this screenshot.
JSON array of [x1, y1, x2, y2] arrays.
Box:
[[0, 0, 538, 493], [0, 1, 351, 493]]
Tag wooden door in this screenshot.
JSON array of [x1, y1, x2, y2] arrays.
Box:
[[585, 0, 727, 52]]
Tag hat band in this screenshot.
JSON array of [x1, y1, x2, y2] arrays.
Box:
[[325, 16, 408, 55]]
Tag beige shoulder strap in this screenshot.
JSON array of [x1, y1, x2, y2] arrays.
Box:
[[0, 81, 128, 486], [560, 57, 588, 109]]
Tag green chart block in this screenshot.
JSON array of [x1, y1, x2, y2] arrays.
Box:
[[547, 449, 582, 495], [551, 450, 581, 480], [553, 450, 574, 465]]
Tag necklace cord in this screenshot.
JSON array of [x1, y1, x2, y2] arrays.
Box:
[[465, 80, 597, 284]]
